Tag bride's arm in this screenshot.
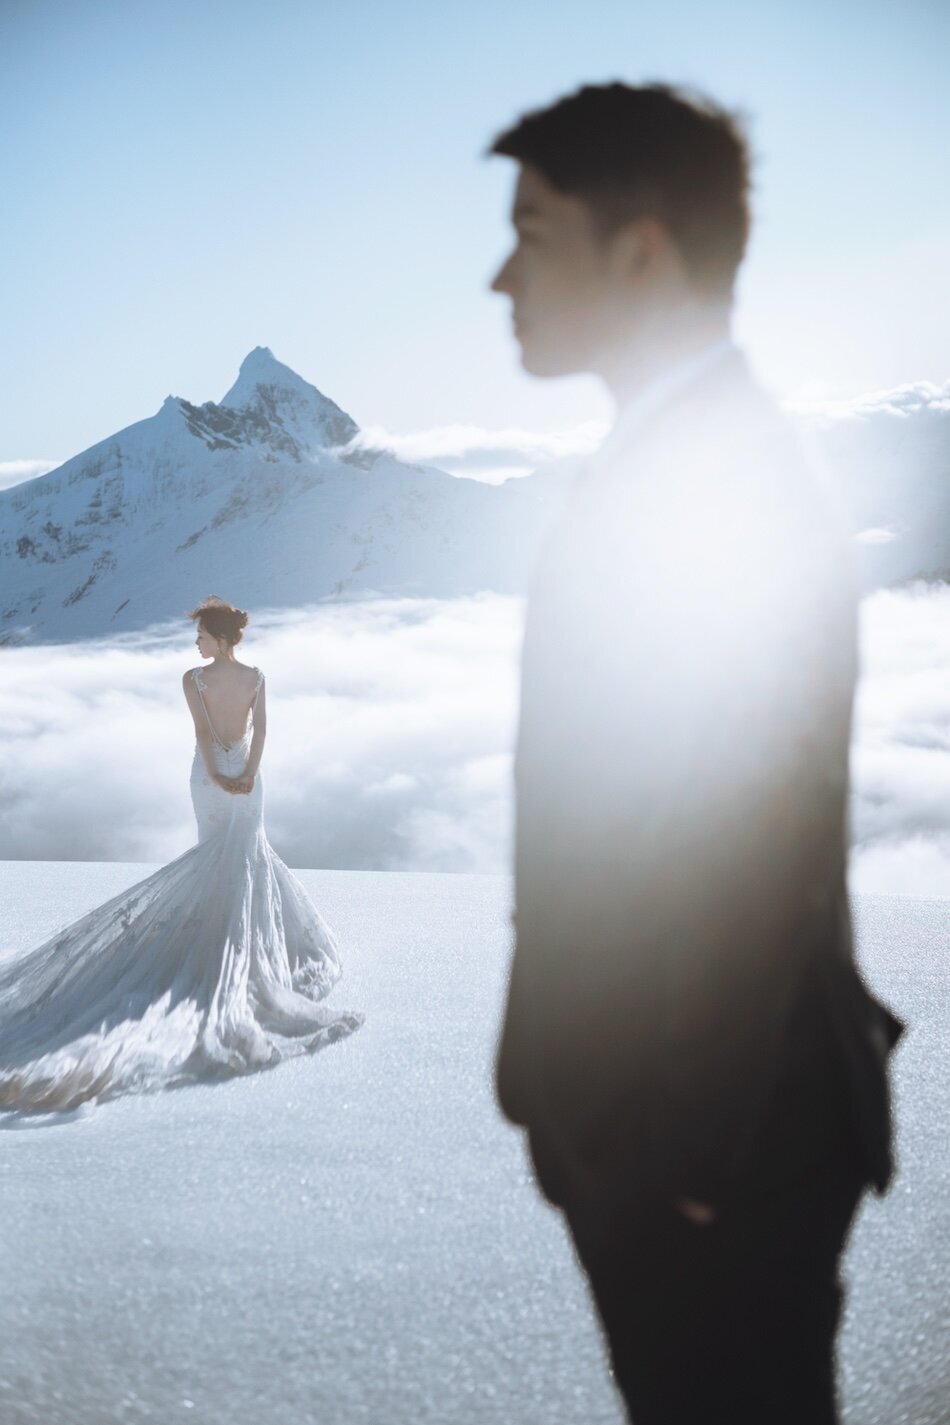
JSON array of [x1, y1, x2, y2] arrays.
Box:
[[238, 679, 267, 789], [182, 673, 237, 790]]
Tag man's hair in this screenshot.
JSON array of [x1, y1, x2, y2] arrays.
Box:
[[490, 82, 751, 296]]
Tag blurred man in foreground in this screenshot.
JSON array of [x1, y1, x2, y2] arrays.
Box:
[[490, 83, 902, 1425]]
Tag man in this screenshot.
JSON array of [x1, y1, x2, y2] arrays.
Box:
[[490, 83, 902, 1425]]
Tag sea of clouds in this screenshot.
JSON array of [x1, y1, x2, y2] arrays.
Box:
[[1, 595, 521, 873], [3, 584, 950, 895]]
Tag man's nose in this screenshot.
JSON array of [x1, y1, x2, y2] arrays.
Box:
[[490, 254, 515, 295]]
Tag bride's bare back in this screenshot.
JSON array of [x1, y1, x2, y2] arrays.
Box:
[[188, 660, 262, 746]]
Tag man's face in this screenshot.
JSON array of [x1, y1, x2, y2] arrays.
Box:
[[491, 164, 626, 378]]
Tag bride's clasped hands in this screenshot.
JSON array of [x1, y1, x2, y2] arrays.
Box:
[[215, 772, 254, 795]]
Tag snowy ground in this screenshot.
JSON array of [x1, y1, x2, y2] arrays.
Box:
[[0, 863, 947, 1425]]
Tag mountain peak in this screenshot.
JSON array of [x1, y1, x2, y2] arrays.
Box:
[[218, 347, 360, 451], [221, 347, 318, 409]]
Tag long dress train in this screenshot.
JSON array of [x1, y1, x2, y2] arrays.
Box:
[[0, 667, 361, 1113]]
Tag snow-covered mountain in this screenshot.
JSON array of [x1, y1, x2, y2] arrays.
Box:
[[0, 348, 565, 645], [4, 354, 947, 647]]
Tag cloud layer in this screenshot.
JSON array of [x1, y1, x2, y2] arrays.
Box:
[[4, 585, 950, 897], [850, 582, 950, 896], [348, 421, 605, 483], [791, 377, 950, 425]]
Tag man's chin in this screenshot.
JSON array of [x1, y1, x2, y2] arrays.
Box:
[[517, 339, 580, 379]]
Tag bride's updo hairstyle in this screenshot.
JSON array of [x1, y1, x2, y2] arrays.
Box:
[[187, 595, 249, 647]]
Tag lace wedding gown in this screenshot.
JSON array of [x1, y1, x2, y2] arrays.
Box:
[[0, 667, 361, 1114]]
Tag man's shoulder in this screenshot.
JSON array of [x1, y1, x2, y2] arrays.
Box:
[[616, 355, 829, 522], [645, 353, 796, 467]]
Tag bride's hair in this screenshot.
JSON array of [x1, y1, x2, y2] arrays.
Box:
[[187, 595, 249, 647]]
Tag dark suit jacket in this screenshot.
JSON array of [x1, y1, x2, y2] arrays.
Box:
[[497, 350, 902, 1212]]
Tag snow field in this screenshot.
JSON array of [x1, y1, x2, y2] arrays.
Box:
[[0, 864, 946, 1424]]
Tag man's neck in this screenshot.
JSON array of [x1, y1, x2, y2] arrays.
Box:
[[600, 302, 733, 411]]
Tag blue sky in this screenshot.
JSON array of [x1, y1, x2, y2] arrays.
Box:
[[2, 0, 948, 465]]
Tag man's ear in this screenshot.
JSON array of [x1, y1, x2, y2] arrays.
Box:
[[609, 216, 683, 286]]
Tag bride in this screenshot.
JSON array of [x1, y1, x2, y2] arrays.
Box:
[[0, 596, 362, 1114]]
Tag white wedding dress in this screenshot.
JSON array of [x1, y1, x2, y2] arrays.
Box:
[[0, 667, 361, 1114]]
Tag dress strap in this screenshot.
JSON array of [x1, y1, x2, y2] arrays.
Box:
[[251, 668, 265, 711], [191, 668, 225, 748]]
